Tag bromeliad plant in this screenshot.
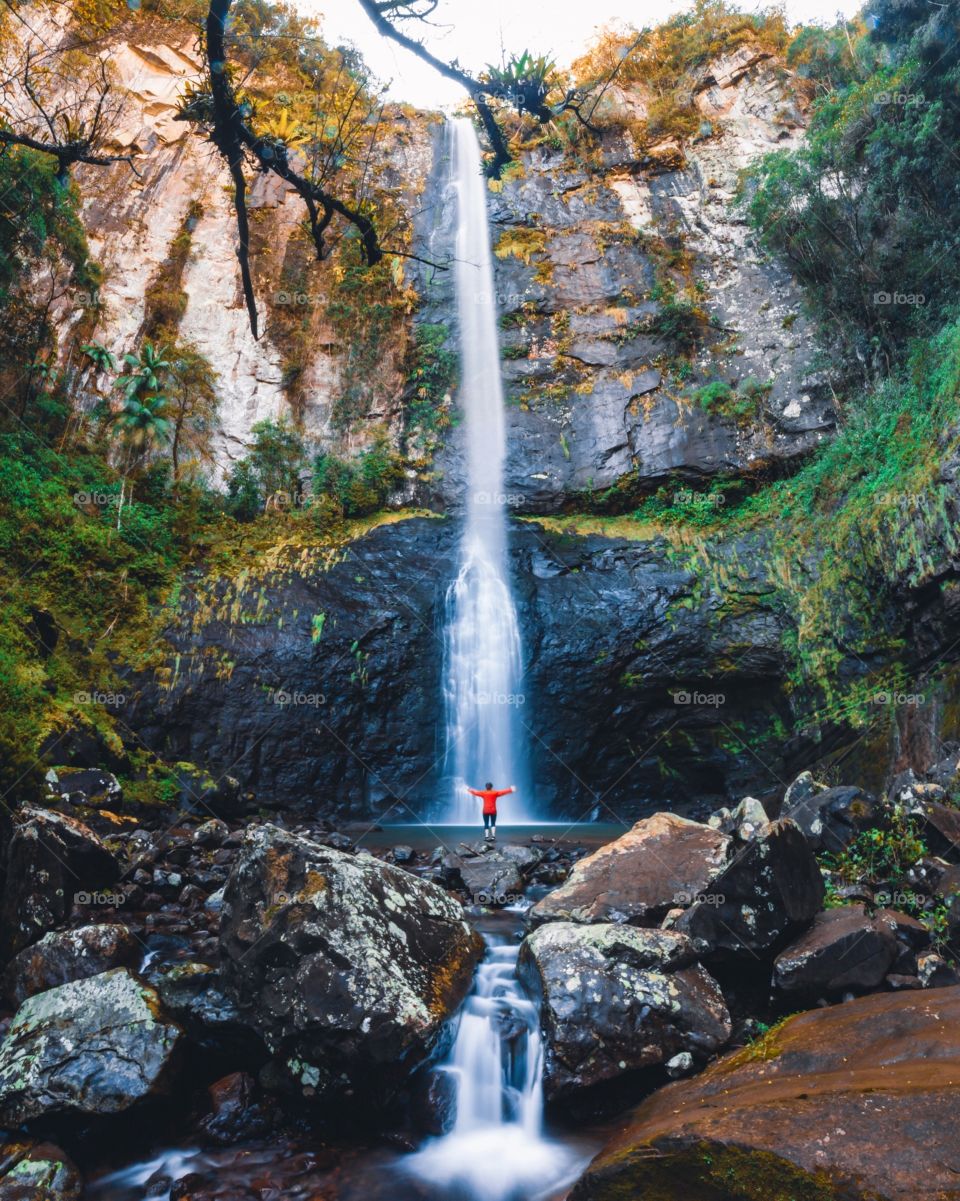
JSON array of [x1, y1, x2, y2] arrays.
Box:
[[483, 52, 558, 122]]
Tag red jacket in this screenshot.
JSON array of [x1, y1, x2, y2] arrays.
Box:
[[468, 787, 513, 816]]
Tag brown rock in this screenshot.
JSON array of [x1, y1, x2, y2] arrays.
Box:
[[571, 987, 960, 1201], [4, 924, 140, 1007], [528, 813, 731, 928]]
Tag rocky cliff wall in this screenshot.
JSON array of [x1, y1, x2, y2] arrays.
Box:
[[422, 45, 840, 514], [25, 10, 840, 504]]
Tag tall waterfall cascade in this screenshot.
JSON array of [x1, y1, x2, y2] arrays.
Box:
[[441, 117, 532, 824]]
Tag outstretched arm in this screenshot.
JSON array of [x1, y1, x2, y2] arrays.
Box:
[[493, 787, 515, 799], [466, 787, 483, 797]]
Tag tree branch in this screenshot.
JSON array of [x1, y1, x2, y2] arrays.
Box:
[[356, 0, 511, 176]]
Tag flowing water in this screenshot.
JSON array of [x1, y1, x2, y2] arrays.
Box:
[[441, 117, 532, 824], [405, 933, 588, 1201]]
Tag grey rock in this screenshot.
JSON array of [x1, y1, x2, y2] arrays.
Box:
[[773, 905, 899, 995], [675, 818, 824, 955], [4, 924, 139, 1007], [518, 922, 731, 1099], [0, 969, 182, 1123], [1, 807, 119, 957]]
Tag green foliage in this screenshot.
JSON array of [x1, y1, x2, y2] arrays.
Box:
[[142, 200, 203, 339], [112, 394, 173, 456], [695, 377, 764, 421], [483, 51, 558, 120], [312, 432, 404, 520], [115, 342, 170, 401], [81, 342, 116, 373], [0, 148, 101, 404], [571, 0, 790, 150], [226, 418, 307, 515], [326, 262, 408, 430], [825, 806, 927, 886], [745, 13, 960, 367], [405, 323, 457, 432], [0, 429, 215, 796], [786, 20, 874, 93]]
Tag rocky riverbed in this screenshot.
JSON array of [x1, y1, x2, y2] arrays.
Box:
[[2, 754, 960, 1199]]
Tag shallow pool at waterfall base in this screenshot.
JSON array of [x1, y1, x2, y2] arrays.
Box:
[[404, 1124, 590, 1201], [85, 1135, 594, 1201], [354, 822, 628, 855]]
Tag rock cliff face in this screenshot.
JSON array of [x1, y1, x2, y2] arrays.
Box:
[[21, 10, 436, 476], [422, 45, 838, 513], [46, 16, 931, 817], [125, 514, 796, 819], [34, 12, 835, 501]]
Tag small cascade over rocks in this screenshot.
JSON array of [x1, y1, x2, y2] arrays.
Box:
[[440, 117, 532, 824], [405, 935, 586, 1201]]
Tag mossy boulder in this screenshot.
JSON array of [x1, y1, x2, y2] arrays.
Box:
[[218, 825, 483, 1109], [571, 986, 960, 1200], [0, 1139, 81, 1201], [0, 969, 182, 1124]]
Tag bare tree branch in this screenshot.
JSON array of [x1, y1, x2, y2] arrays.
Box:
[[0, 45, 138, 183], [356, 0, 512, 176]]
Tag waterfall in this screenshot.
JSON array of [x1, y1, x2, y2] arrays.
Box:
[[405, 937, 583, 1201], [441, 117, 532, 824]]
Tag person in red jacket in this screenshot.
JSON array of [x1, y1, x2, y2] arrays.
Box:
[[467, 781, 516, 841]]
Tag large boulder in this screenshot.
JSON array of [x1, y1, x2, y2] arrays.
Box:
[[4, 924, 140, 1006], [45, 767, 123, 810], [155, 962, 261, 1060], [673, 818, 823, 955], [518, 923, 731, 1100], [218, 825, 483, 1106], [0, 807, 119, 957], [772, 904, 900, 996], [528, 814, 731, 928], [0, 969, 182, 1124], [903, 789, 960, 860], [571, 987, 960, 1201]]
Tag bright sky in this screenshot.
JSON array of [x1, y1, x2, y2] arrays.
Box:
[[304, 0, 864, 109]]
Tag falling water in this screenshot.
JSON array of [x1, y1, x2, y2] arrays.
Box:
[[442, 117, 531, 823], [405, 937, 584, 1201]]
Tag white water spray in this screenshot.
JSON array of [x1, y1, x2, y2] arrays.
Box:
[[406, 937, 584, 1201], [442, 117, 531, 823]]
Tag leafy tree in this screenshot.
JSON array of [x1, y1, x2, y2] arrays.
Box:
[[745, 14, 960, 372], [226, 418, 307, 516], [164, 343, 219, 487]]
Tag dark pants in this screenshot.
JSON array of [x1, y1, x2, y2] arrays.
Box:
[[483, 812, 497, 829]]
